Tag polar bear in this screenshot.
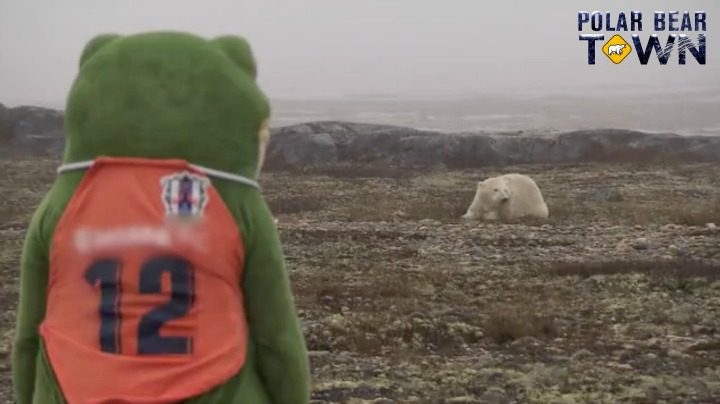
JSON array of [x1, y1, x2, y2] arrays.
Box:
[[607, 44, 626, 55], [462, 173, 549, 221]]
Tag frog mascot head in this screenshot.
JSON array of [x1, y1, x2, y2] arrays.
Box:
[[65, 32, 271, 178], [12, 32, 310, 404]]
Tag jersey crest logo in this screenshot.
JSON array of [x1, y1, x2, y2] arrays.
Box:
[[160, 171, 210, 219]]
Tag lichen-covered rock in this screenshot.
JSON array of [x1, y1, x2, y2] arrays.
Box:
[[0, 103, 12, 141], [0, 105, 64, 153]]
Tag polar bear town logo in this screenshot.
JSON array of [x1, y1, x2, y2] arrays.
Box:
[[578, 10, 706, 65], [160, 171, 210, 219], [603, 35, 632, 64]]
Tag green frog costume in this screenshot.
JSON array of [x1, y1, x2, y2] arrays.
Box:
[[12, 31, 310, 404]]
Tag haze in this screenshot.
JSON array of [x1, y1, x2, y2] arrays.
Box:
[[1, 0, 718, 133]]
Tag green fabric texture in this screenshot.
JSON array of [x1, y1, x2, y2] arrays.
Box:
[[12, 31, 310, 404]]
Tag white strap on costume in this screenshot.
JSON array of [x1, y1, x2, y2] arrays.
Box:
[[56, 160, 94, 172], [57, 160, 260, 189]]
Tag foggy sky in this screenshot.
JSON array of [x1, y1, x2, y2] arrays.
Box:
[[0, 0, 717, 108]]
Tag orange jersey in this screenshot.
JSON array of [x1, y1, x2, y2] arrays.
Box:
[[39, 157, 251, 404]]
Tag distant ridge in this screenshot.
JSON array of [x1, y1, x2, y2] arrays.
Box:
[[265, 122, 720, 169], [1, 104, 719, 168]]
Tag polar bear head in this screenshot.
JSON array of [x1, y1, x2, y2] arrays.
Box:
[[479, 176, 512, 207], [462, 175, 514, 221]]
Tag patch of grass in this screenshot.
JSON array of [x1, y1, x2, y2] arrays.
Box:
[[484, 305, 559, 344], [400, 190, 475, 221], [286, 228, 426, 245], [469, 234, 575, 248], [311, 268, 416, 314], [495, 217, 553, 226], [294, 264, 483, 356], [267, 195, 325, 214], [674, 202, 720, 226], [545, 195, 720, 226], [686, 341, 720, 352], [277, 164, 420, 179], [667, 163, 713, 178], [550, 259, 720, 280], [320, 312, 483, 356], [339, 193, 474, 223]]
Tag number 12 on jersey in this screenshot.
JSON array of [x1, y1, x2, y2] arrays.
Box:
[[84, 255, 195, 355]]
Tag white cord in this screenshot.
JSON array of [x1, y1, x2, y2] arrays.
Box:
[[57, 160, 260, 189]]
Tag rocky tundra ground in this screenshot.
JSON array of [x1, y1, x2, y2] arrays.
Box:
[[1, 157, 719, 403]]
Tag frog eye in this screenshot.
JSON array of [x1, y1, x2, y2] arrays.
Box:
[[212, 35, 257, 79], [79, 34, 121, 68]]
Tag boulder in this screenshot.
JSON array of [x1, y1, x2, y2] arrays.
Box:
[[0, 105, 64, 154], [266, 130, 338, 169], [0, 103, 12, 141]]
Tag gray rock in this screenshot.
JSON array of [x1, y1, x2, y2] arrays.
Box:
[[447, 396, 478, 403], [632, 238, 650, 250], [669, 304, 697, 325], [0, 104, 64, 154], [266, 131, 338, 169], [0, 102, 12, 141], [479, 387, 508, 404], [588, 188, 624, 202], [571, 348, 593, 361]]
